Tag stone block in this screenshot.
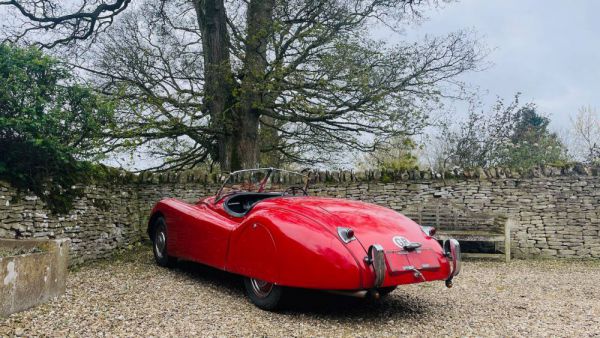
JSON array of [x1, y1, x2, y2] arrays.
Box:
[[0, 238, 69, 317]]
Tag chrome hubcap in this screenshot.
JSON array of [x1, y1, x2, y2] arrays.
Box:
[[250, 278, 273, 298], [155, 229, 166, 259]]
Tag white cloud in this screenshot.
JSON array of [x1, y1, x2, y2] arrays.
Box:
[[394, 0, 600, 131]]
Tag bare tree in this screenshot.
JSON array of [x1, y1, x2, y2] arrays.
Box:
[[355, 136, 419, 171], [446, 95, 523, 168], [422, 126, 456, 172], [1, 0, 483, 171], [429, 94, 568, 170], [569, 106, 600, 164], [0, 0, 131, 48]]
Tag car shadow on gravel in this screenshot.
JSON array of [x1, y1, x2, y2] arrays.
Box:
[[281, 289, 432, 319], [173, 258, 435, 319], [174, 259, 246, 296]]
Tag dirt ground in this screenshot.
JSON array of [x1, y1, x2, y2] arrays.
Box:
[[1, 247, 599, 337]]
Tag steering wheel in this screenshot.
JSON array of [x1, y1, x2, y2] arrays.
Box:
[[283, 186, 308, 196]]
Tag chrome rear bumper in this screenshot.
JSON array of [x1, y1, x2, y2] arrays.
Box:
[[366, 244, 386, 288], [443, 238, 461, 287], [366, 240, 461, 289]]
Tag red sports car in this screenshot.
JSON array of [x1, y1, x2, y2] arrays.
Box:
[[148, 168, 461, 310]]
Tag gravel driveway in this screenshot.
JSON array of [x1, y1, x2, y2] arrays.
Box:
[[1, 246, 599, 337]]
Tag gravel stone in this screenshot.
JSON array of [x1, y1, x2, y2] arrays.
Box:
[[1, 247, 599, 337]]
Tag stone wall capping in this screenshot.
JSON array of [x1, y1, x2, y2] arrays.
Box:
[[108, 163, 600, 186]]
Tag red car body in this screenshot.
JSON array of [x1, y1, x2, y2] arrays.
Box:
[[148, 169, 461, 309]]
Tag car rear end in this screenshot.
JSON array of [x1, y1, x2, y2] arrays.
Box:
[[336, 224, 461, 293], [287, 197, 463, 293]]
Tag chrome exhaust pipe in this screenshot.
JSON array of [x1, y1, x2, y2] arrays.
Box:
[[326, 289, 381, 299], [367, 289, 381, 300], [326, 290, 369, 298]]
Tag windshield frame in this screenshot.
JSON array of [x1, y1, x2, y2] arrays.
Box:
[[214, 168, 309, 203]]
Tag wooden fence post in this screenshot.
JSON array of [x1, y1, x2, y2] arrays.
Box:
[[505, 218, 514, 262]]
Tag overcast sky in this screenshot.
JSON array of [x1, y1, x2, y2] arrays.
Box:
[[397, 0, 600, 132]]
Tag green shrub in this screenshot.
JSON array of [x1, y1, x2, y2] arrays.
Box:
[[0, 44, 114, 213]]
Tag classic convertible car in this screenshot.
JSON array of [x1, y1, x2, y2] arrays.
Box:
[[148, 168, 461, 310]]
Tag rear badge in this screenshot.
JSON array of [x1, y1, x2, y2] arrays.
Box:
[[392, 236, 410, 248]]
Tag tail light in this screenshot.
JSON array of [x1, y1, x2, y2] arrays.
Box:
[[346, 229, 354, 238]]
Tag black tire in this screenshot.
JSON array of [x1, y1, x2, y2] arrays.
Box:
[[377, 286, 397, 297], [152, 217, 177, 268], [243, 277, 284, 311]]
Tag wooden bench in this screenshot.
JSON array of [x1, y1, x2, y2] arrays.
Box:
[[403, 200, 513, 262]]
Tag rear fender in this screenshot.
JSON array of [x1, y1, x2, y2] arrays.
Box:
[[226, 209, 363, 290]]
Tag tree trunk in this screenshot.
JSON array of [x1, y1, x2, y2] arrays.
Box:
[[259, 115, 283, 167], [234, 0, 274, 169], [194, 0, 273, 171], [193, 0, 237, 171]]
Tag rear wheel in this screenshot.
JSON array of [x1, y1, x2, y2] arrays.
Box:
[[243, 277, 284, 311], [152, 217, 177, 268]]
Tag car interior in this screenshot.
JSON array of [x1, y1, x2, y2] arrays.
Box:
[[224, 192, 283, 217]]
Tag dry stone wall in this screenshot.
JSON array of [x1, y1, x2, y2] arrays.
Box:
[[310, 177, 600, 258], [1, 164, 599, 264], [0, 182, 142, 265]]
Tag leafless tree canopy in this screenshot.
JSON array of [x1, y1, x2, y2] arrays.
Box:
[[0, 0, 131, 48], [569, 106, 600, 164], [428, 95, 568, 171], [1, 0, 483, 171]]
